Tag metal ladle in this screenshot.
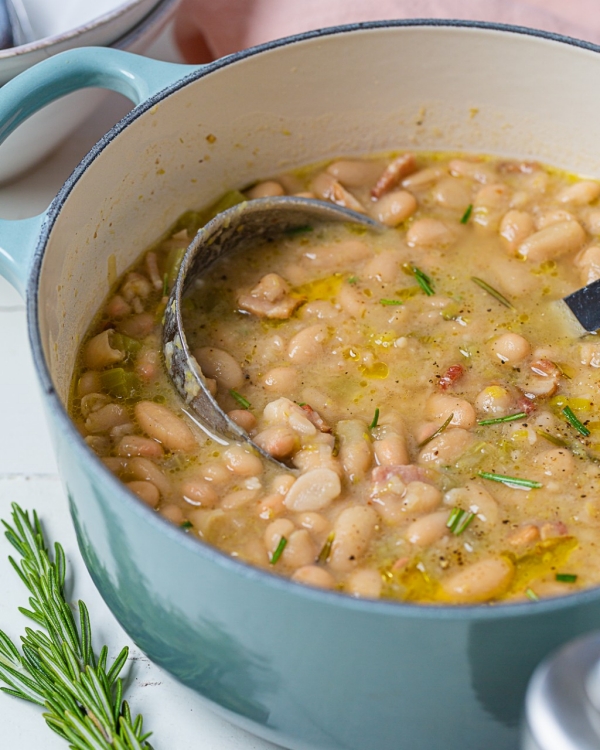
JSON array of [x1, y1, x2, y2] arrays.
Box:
[[162, 196, 381, 464], [0, 0, 33, 48]]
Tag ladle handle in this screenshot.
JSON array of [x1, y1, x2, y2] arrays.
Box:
[[0, 48, 198, 298]]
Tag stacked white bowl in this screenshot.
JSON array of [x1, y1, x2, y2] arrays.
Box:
[[0, 0, 179, 182]]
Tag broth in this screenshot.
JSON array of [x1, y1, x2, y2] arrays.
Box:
[[70, 151, 600, 604]]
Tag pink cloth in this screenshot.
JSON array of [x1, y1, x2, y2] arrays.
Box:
[[174, 0, 600, 63]]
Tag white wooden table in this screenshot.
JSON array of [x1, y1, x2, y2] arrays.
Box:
[[0, 25, 280, 750]]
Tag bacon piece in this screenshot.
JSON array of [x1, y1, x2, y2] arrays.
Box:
[[439, 364, 464, 391], [300, 404, 331, 433], [498, 160, 539, 174], [515, 393, 536, 416], [506, 524, 540, 547], [523, 359, 561, 398], [372, 464, 431, 485], [540, 521, 568, 540], [238, 273, 304, 319], [371, 153, 417, 199]]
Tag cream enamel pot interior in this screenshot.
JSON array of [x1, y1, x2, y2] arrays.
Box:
[[2, 21, 600, 750]]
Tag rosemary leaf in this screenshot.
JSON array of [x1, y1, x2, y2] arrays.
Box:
[[446, 508, 475, 535], [0, 503, 153, 748], [411, 265, 435, 296], [369, 408, 380, 430], [229, 389, 251, 410], [460, 204, 473, 224], [478, 412, 527, 426], [536, 430, 569, 448], [471, 277, 513, 308], [417, 413, 454, 448], [317, 533, 335, 565], [562, 405, 590, 437], [477, 471, 542, 489], [556, 573, 577, 583], [270, 536, 287, 565]]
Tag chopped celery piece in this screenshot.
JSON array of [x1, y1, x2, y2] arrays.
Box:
[[99, 368, 140, 398], [111, 333, 142, 357]]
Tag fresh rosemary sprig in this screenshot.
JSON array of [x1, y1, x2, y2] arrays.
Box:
[[0, 503, 153, 749], [446, 508, 475, 535], [471, 277, 513, 309], [562, 405, 590, 437], [411, 265, 435, 296], [229, 389, 251, 410], [369, 408, 380, 430], [417, 413, 454, 448], [478, 411, 527, 426], [477, 471, 542, 490], [460, 204, 473, 224], [270, 536, 287, 565]]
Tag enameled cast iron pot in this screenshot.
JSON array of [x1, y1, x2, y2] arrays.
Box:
[[1, 21, 600, 750]]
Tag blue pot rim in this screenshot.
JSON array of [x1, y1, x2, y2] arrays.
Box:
[[26, 18, 600, 622]]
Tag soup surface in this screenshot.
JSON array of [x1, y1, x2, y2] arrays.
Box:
[[71, 151, 600, 605]]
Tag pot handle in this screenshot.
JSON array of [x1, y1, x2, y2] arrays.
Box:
[[0, 47, 198, 298]]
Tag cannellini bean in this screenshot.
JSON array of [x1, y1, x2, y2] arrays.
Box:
[[84, 329, 124, 370], [329, 506, 379, 572], [336, 419, 373, 481], [263, 397, 316, 435], [194, 347, 244, 390], [105, 294, 131, 319], [246, 180, 285, 199], [126, 457, 171, 496], [556, 180, 600, 205], [432, 177, 473, 210], [406, 218, 454, 248], [507, 524, 540, 547], [326, 159, 381, 188], [85, 403, 130, 434], [418, 428, 473, 465], [535, 448, 575, 478], [475, 385, 513, 415], [448, 159, 496, 184], [310, 172, 365, 212], [201, 461, 231, 484], [345, 568, 383, 598], [223, 445, 263, 476], [535, 209, 576, 230], [84, 435, 111, 456], [221, 488, 259, 510], [188, 508, 226, 538], [126, 480, 160, 508], [281, 529, 316, 568], [288, 324, 327, 364], [425, 393, 476, 429], [490, 332, 531, 364], [406, 510, 449, 547], [402, 481, 442, 514], [338, 284, 367, 317], [518, 220, 586, 262], [372, 190, 417, 226], [295, 511, 331, 535], [580, 342, 600, 368], [257, 493, 286, 519], [160, 504, 185, 525], [371, 153, 417, 198], [582, 208, 600, 235], [304, 239, 371, 270], [181, 477, 218, 507], [117, 312, 154, 340], [402, 166, 445, 190], [80, 393, 111, 418], [272, 473, 296, 495], [444, 482, 499, 526], [227, 409, 257, 432], [500, 210, 535, 251], [291, 565, 336, 589], [576, 246, 600, 285], [263, 366, 299, 392], [254, 425, 297, 459], [135, 401, 196, 452], [102, 457, 129, 475], [363, 251, 401, 283], [135, 347, 160, 382], [284, 468, 341, 511], [116, 434, 164, 459], [441, 557, 514, 603], [78, 371, 101, 397], [373, 428, 409, 466]]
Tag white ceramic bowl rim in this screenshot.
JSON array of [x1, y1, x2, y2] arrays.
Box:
[[27, 18, 600, 621], [0, 0, 161, 59]]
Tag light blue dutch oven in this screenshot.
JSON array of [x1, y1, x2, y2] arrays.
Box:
[[1, 20, 600, 750]]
